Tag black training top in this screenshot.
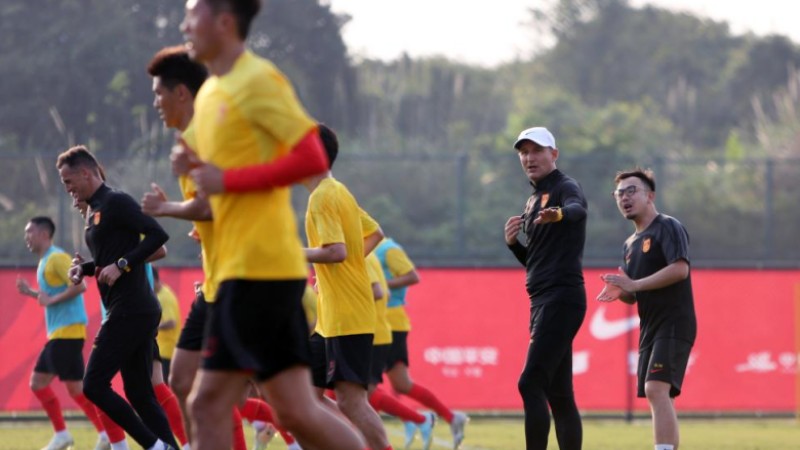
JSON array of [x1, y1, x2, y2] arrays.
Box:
[[507, 169, 588, 306], [623, 213, 697, 349], [79, 184, 168, 315]]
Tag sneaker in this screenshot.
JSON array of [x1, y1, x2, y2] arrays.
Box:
[[41, 433, 74, 450], [403, 419, 417, 449], [93, 434, 111, 450], [418, 412, 436, 450], [450, 411, 469, 449], [254, 423, 276, 450]]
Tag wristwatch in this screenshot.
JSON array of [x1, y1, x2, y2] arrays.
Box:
[[116, 258, 131, 273]]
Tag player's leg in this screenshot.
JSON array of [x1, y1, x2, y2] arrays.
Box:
[[261, 366, 366, 450], [169, 291, 207, 437], [31, 359, 73, 450], [642, 338, 692, 450], [84, 316, 163, 449], [151, 354, 188, 449], [189, 369, 250, 449], [120, 321, 179, 449]]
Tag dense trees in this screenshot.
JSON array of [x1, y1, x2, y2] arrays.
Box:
[[1, 0, 798, 266]]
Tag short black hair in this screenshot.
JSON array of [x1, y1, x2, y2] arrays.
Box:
[[207, 0, 261, 40], [147, 45, 208, 96], [615, 167, 656, 192], [30, 216, 55, 238], [317, 123, 338, 169], [56, 145, 100, 171]]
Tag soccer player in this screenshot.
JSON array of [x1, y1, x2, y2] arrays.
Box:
[[179, 1, 366, 449], [598, 168, 697, 450], [58, 147, 178, 450], [374, 237, 469, 449], [16, 216, 108, 450], [302, 124, 391, 450], [504, 127, 587, 450], [365, 251, 435, 449], [152, 268, 180, 385]]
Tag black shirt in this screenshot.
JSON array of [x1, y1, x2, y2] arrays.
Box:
[[623, 214, 697, 348], [507, 169, 588, 306], [80, 184, 169, 315]]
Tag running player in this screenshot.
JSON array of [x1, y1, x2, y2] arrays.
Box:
[[375, 237, 469, 449], [180, 1, 366, 449], [16, 216, 108, 450], [59, 146, 178, 450]]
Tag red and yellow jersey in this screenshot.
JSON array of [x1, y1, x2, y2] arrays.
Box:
[[306, 178, 376, 337], [194, 50, 314, 282]]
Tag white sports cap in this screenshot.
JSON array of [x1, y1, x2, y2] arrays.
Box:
[[513, 127, 557, 149]]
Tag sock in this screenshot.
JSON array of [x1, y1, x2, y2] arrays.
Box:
[[407, 383, 454, 423], [147, 440, 166, 450], [655, 446, 675, 450], [55, 429, 71, 439], [111, 441, 131, 450], [33, 387, 66, 432], [96, 406, 127, 444], [239, 398, 296, 445], [287, 442, 303, 450], [99, 431, 109, 440], [232, 407, 247, 450], [154, 383, 188, 446], [72, 392, 104, 432], [370, 388, 425, 424]]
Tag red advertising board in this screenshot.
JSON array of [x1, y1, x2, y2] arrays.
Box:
[[1, 268, 798, 413]]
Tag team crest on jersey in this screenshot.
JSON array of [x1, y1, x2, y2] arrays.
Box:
[[642, 238, 651, 253], [93, 212, 101, 225], [540, 193, 549, 208]]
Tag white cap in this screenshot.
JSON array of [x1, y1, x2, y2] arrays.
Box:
[[513, 127, 556, 149]]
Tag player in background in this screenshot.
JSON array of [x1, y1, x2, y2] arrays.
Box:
[[598, 168, 697, 450], [365, 251, 435, 449], [375, 237, 469, 449], [16, 216, 108, 450]]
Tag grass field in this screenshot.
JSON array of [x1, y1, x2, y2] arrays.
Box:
[[2, 417, 800, 450]]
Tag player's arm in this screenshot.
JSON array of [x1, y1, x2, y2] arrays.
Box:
[[42, 281, 87, 306], [145, 246, 168, 263], [371, 281, 384, 301], [305, 243, 346, 263], [534, 183, 587, 224], [159, 319, 177, 330], [142, 183, 212, 221], [630, 260, 689, 292], [387, 269, 419, 289], [117, 195, 170, 267], [360, 209, 384, 256]]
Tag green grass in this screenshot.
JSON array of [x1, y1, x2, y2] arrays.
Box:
[[2, 417, 800, 449]]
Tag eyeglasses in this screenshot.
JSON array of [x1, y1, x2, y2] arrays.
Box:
[[612, 185, 646, 200]]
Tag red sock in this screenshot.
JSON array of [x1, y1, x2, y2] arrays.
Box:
[[154, 383, 188, 446], [72, 393, 103, 432], [33, 386, 66, 432], [232, 407, 247, 450], [96, 407, 126, 443], [239, 398, 296, 445], [407, 383, 454, 422], [370, 388, 425, 423]]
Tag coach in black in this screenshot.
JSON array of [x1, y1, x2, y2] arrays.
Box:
[[504, 127, 587, 450], [57, 146, 178, 450], [598, 168, 696, 450]]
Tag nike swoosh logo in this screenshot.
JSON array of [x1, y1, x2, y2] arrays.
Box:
[[589, 305, 640, 340]]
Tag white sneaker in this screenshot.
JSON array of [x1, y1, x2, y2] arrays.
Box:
[[254, 423, 276, 450], [450, 411, 469, 449], [94, 434, 111, 450], [41, 433, 74, 450]]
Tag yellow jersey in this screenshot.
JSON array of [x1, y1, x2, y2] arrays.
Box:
[[156, 284, 181, 359], [193, 50, 314, 282]]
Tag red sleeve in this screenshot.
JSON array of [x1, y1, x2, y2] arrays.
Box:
[[222, 129, 329, 192]]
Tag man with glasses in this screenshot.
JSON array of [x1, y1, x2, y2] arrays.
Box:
[[598, 168, 696, 450], [503, 127, 588, 450]]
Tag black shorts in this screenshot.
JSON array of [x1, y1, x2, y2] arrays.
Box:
[[34, 339, 85, 381], [637, 338, 693, 398], [309, 333, 328, 389], [309, 333, 373, 389], [385, 331, 410, 370], [202, 279, 310, 381], [176, 291, 209, 352], [370, 344, 391, 385]]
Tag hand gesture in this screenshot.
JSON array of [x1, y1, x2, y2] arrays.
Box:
[[69, 253, 85, 284], [170, 137, 201, 176], [16, 276, 34, 297], [533, 207, 561, 225], [504, 215, 524, 245], [190, 163, 224, 196], [141, 183, 169, 216], [97, 265, 122, 287], [600, 267, 638, 294], [596, 281, 624, 302]]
